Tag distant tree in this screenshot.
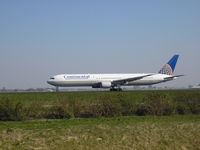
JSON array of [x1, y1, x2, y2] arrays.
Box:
[[14, 89, 18, 92], [1, 87, 7, 92], [188, 85, 193, 89]]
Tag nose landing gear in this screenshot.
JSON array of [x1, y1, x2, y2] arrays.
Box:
[[56, 86, 59, 92]]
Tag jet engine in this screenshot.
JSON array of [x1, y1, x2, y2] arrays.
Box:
[[101, 82, 112, 88], [92, 82, 112, 88]]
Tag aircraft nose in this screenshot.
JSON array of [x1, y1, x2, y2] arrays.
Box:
[[47, 80, 57, 86], [47, 80, 53, 85], [47, 77, 56, 85]]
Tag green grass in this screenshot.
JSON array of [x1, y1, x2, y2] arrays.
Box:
[[0, 90, 200, 120], [0, 115, 200, 150], [0, 90, 198, 103], [0, 90, 199, 104]]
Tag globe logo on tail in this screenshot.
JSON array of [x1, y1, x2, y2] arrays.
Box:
[[159, 64, 173, 75]]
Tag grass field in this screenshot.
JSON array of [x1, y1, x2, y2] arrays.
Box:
[[0, 90, 200, 120], [0, 90, 200, 149], [0, 115, 200, 150]]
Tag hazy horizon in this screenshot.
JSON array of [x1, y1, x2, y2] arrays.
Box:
[[0, 1, 200, 89]]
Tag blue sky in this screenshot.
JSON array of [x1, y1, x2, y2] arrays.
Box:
[[0, 0, 200, 89]]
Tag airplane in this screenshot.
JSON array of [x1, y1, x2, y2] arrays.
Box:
[[47, 55, 183, 91]]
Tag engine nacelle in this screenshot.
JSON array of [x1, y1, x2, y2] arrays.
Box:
[[92, 84, 101, 88], [101, 82, 112, 88], [92, 82, 112, 88]]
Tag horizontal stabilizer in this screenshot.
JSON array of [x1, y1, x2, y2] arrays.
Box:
[[164, 75, 184, 80]]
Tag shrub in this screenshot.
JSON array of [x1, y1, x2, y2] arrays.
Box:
[[175, 93, 200, 114], [67, 99, 81, 118], [117, 93, 136, 116], [0, 99, 26, 121], [90, 95, 122, 117], [0, 91, 200, 121], [135, 104, 149, 116], [175, 104, 189, 115], [26, 101, 47, 119], [45, 105, 72, 119], [136, 92, 174, 116]]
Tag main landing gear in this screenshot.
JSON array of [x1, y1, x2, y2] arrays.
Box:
[[110, 87, 122, 91], [56, 86, 59, 92]]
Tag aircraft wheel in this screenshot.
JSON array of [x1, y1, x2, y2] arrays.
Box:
[[117, 88, 122, 91], [110, 88, 114, 91], [110, 88, 122, 91]]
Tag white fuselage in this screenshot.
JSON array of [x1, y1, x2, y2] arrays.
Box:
[[47, 73, 172, 87]]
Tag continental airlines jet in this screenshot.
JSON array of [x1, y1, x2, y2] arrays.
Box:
[[47, 55, 183, 91]]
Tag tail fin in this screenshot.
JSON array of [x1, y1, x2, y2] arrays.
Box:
[[159, 55, 179, 75]]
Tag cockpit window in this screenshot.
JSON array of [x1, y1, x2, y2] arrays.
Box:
[[50, 77, 55, 80]]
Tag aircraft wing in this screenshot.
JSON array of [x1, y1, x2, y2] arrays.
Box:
[[164, 75, 184, 80], [112, 74, 154, 85]]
